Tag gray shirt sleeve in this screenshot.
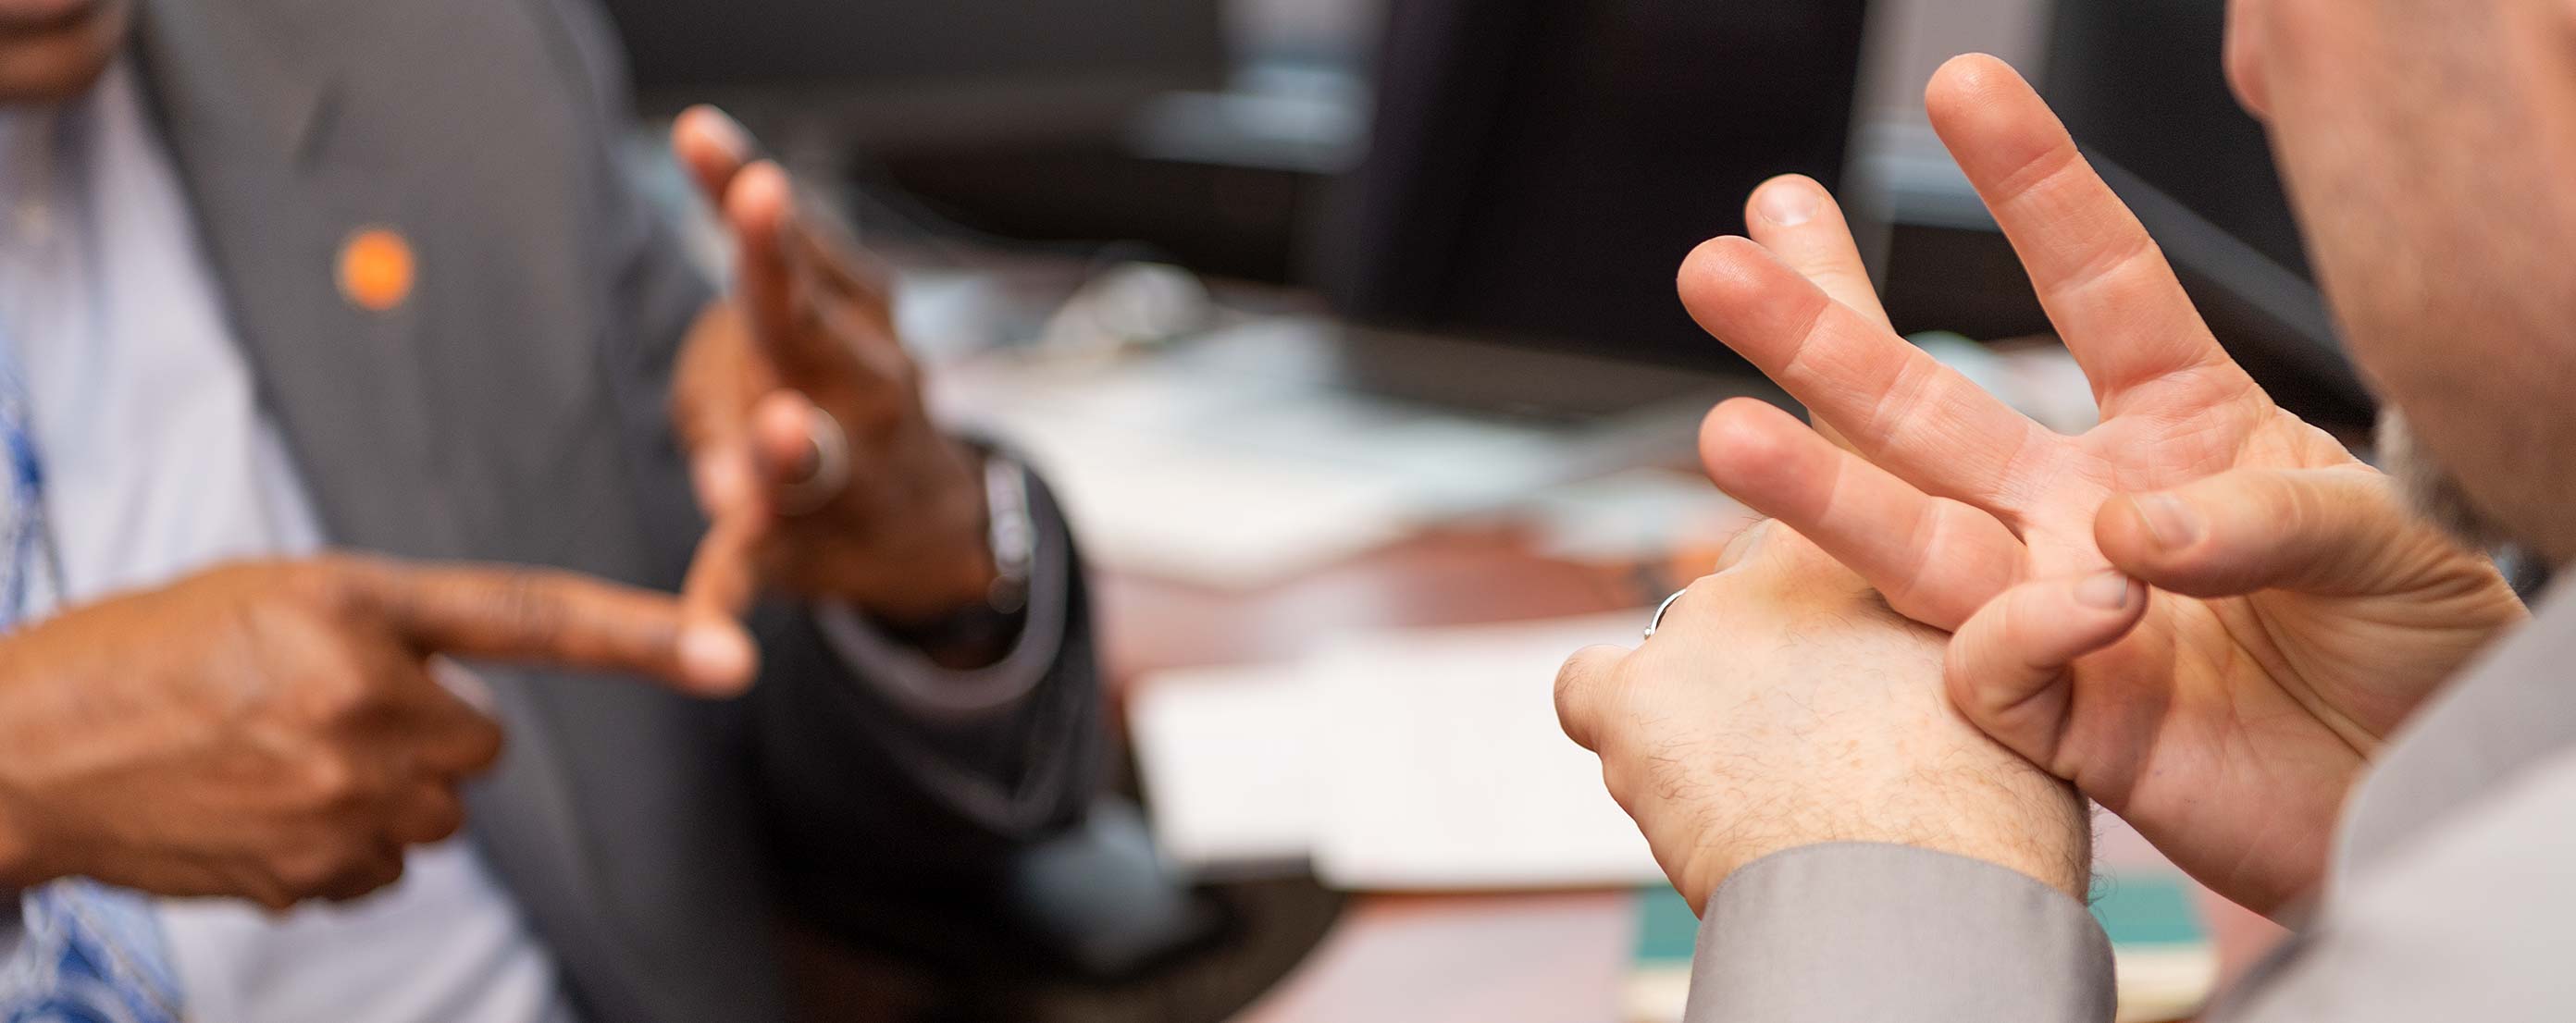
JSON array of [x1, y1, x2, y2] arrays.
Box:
[[1687, 843, 2116, 1023], [2211, 749, 2576, 1022]]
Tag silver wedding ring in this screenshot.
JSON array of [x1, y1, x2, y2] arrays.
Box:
[[776, 406, 851, 516], [1642, 588, 1689, 641]]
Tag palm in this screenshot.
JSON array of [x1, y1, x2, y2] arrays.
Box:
[[1685, 56, 2521, 912], [2021, 377, 2506, 907]]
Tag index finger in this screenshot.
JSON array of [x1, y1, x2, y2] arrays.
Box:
[[358, 561, 757, 696]]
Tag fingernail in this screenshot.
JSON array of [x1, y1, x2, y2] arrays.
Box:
[[1756, 181, 1819, 227], [2131, 495, 2203, 549], [680, 622, 757, 692], [694, 450, 750, 513], [2077, 571, 2136, 610]]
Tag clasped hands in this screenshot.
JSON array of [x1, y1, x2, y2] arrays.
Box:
[[1557, 55, 2528, 916], [0, 108, 992, 907]]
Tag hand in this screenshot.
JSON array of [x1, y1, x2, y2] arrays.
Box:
[[1555, 524, 2091, 911], [1679, 55, 2526, 914], [0, 555, 750, 908], [667, 107, 996, 627]]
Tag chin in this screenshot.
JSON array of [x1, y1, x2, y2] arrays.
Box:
[[2377, 412, 2513, 553], [0, 0, 128, 105]]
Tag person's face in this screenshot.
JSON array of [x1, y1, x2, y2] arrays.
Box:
[[0, 0, 126, 104], [2225, 0, 2576, 562]]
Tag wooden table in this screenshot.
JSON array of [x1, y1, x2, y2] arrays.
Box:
[[1096, 524, 2286, 1023]]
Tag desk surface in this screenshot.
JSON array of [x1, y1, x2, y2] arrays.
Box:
[[1097, 525, 2287, 1023]]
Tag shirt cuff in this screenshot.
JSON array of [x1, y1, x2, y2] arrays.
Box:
[[1687, 842, 2115, 1023], [811, 476, 1071, 721]]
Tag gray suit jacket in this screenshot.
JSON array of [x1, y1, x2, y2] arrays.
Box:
[[125, 1, 1104, 1019], [1686, 577, 2576, 1021]]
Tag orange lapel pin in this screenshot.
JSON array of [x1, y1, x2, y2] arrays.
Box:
[[336, 227, 415, 313]]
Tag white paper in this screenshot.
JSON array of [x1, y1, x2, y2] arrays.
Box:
[[1128, 660, 1330, 872], [1129, 610, 1667, 892], [1310, 612, 1664, 890]]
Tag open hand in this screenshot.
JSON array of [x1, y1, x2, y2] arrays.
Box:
[[667, 107, 995, 627], [0, 555, 749, 908], [1682, 55, 2525, 914]]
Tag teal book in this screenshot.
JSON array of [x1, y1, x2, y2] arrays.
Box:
[[2090, 870, 2219, 1022]]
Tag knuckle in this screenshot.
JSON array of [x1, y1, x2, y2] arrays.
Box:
[[297, 751, 381, 808], [1554, 647, 1630, 745], [449, 714, 506, 775], [301, 667, 381, 725], [271, 844, 352, 894], [402, 791, 468, 844], [486, 570, 566, 645]]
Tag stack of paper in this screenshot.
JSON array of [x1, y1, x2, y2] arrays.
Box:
[[1128, 610, 1665, 891]]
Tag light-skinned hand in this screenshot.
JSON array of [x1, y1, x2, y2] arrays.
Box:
[[1557, 523, 2092, 911], [1682, 55, 2526, 915]]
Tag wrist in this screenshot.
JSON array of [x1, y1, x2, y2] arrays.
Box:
[[870, 450, 1036, 669], [1672, 702, 2095, 907], [1682, 770, 2092, 907], [903, 437, 1002, 610], [0, 648, 55, 889], [0, 794, 43, 889]]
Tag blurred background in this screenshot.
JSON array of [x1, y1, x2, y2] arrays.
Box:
[[593, 0, 2343, 1018]]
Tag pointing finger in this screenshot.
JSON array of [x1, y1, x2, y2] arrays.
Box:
[[356, 560, 757, 696]]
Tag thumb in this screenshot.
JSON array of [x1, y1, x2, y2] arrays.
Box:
[[681, 505, 769, 625], [1944, 571, 2149, 771], [2096, 467, 2439, 598]]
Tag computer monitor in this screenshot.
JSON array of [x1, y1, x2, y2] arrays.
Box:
[[1317, 0, 1874, 370], [595, 0, 1228, 150], [2042, 0, 2371, 422]]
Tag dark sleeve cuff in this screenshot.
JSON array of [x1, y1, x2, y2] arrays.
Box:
[[1688, 843, 2115, 1023], [811, 531, 1066, 723]]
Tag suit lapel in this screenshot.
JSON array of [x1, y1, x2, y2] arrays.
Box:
[[130, 0, 616, 982], [130, 0, 452, 560]]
